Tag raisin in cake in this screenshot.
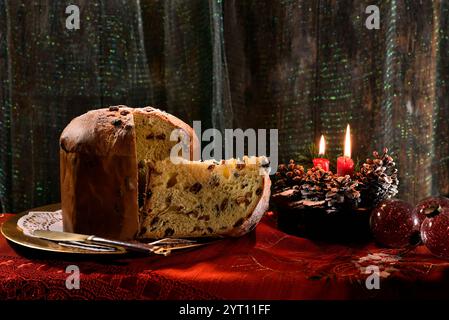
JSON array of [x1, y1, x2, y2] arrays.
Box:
[[60, 105, 271, 240], [140, 157, 271, 238]]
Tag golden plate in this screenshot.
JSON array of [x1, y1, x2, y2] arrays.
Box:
[[1, 204, 126, 255]]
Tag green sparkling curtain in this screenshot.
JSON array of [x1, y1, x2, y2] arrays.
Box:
[[1, 0, 448, 212]]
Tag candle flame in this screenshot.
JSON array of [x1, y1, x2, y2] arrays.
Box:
[[319, 135, 326, 155], [344, 124, 351, 158]]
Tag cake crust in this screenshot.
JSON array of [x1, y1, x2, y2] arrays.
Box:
[[226, 173, 271, 237]]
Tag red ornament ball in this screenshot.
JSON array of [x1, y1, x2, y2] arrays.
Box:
[[421, 207, 449, 259], [370, 199, 421, 248], [414, 196, 449, 223]]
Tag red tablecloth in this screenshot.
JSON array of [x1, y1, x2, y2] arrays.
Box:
[[1, 212, 449, 300]]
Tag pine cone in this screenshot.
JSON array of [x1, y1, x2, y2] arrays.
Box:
[[356, 148, 399, 207], [300, 166, 333, 201], [325, 175, 361, 208], [300, 167, 361, 209], [273, 159, 305, 191]]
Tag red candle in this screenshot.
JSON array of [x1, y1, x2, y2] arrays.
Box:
[[313, 135, 330, 171], [337, 156, 354, 176], [337, 124, 354, 176]]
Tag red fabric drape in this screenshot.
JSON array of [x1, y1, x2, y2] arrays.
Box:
[[1, 213, 449, 300]]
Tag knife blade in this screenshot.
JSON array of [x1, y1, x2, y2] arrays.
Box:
[[33, 230, 170, 255], [58, 241, 120, 252], [33, 230, 91, 242]]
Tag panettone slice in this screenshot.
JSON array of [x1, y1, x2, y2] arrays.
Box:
[[140, 156, 271, 238]]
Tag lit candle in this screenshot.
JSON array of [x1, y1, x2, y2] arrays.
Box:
[[337, 124, 354, 176], [313, 135, 330, 171]]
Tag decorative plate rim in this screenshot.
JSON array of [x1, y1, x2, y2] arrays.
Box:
[[1, 204, 127, 255]]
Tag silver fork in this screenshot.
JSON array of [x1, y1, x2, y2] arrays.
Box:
[[61, 237, 203, 255], [142, 238, 206, 255]]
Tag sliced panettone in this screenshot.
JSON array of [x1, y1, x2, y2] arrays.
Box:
[[140, 156, 271, 238]]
